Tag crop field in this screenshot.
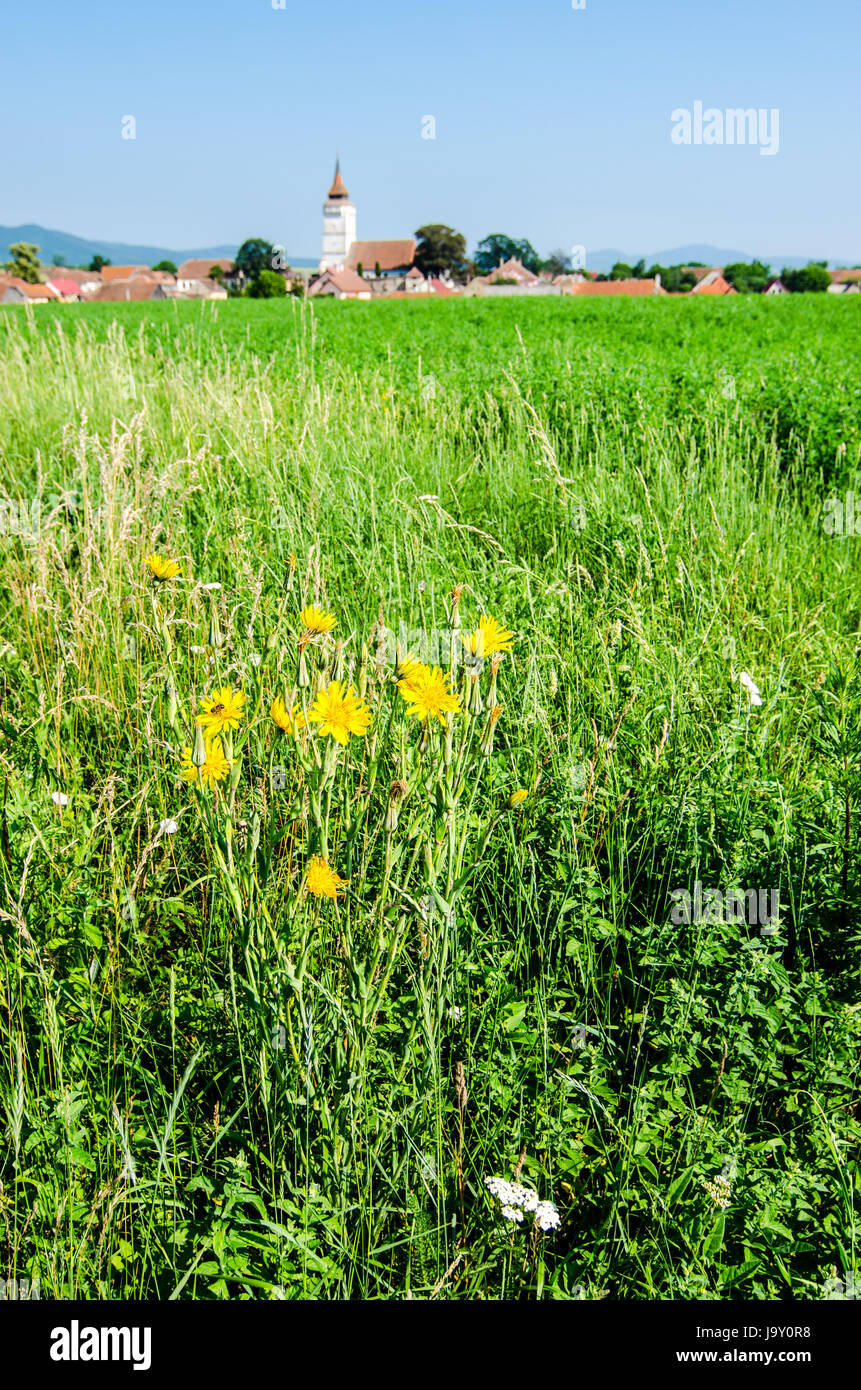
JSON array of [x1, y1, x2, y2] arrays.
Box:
[[0, 295, 859, 1301]]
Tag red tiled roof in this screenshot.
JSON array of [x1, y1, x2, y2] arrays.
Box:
[[90, 280, 163, 301], [690, 273, 736, 295], [39, 266, 101, 285], [311, 268, 368, 295], [47, 278, 82, 296], [176, 258, 234, 280], [830, 267, 861, 284], [346, 240, 416, 272], [101, 265, 150, 283], [568, 279, 666, 296], [490, 257, 538, 284], [429, 278, 459, 296]]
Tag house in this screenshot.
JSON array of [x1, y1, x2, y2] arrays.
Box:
[[101, 265, 151, 284], [567, 278, 667, 297], [0, 275, 28, 304], [829, 268, 861, 289], [308, 268, 371, 300], [764, 279, 788, 294], [172, 276, 227, 300], [46, 277, 83, 302], [40, 266, 103, 293], [90, 279, 170, 302], [346, 239, 417, 279], [0, 275, 59, 303], [689, 270, 737, 295], [488, 257, 539, 285], [682, 265, 722, 283], [428, 278, 460, 297], [175, 258, 235, 293]]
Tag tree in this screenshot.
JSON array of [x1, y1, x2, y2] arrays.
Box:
[[248, 269, 287, 299], [632, 259, 646, 278], [208, 266, 225, 284], [781, 262, 831, 293], [88, 255, 112, 272], [543, 248, 573, 277], [474, 234, 541, 275], [6, 243, 41, 283], [646, 264, 696, 293], [234, 238, 277, 283], [152, 259, 177, 274], [414, 224, 470, 281], [724, 261, 771, 294], [609, 261, 634, 280], [52, 253, 67, 268]]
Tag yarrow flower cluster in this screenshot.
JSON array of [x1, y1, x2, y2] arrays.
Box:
[[484, 1176, 561, 1232]]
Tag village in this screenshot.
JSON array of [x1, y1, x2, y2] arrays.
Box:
[[2, 161, 860, 305]]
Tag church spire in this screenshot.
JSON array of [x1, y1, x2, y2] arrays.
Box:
[[328, 156, 349, 200]]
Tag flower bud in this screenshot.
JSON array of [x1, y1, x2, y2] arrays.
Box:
[[164, 673, 178, 728], [358, 643, 369, 699], [192, 723, 207, 767]]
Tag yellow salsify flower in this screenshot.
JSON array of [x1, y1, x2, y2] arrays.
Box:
[[180, 736, 231, 790], [509, 788, 529, 807], [397, 662, 461, 725], [270, 695, 306, 734], [197, 686, 246, 736], [145, 553, 182, 581], [306, 855, 346, 900], [300, 604, 337, 635], [463, 615, 514, 657], [307, 680, 371, 744]]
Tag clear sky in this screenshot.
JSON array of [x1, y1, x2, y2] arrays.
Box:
[[2, 0, 859, 262]]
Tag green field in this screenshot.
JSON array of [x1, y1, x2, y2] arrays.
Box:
[[0, 296, 859, 1300]]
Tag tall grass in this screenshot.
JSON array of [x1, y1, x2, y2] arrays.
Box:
[[0, 298, 859, 1300]]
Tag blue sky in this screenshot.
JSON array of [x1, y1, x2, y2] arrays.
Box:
[[2, 0, 859, 261]]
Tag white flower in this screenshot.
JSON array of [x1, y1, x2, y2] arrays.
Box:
[[200, 582, 221, 591], [159, 818, 179, 835], [740, 671, 763, 707], [417, 580, 427, 593], [249, 653, 261, 666], [449, 1005, 464, 1021], [51, 792, 69, 806], [535, 1200, 561, 1232], [501, 1205, 524, 1223], [417, 494, 438, 502]]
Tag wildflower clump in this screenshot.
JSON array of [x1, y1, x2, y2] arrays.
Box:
[[484, 1176, 561, 1232], [702, 1174, 732, 1210]]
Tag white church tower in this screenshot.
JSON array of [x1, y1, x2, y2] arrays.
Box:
[[320, 158, 356, 271]]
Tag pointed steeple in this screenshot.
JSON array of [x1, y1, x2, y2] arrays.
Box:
[[328, 155, 349, 200]]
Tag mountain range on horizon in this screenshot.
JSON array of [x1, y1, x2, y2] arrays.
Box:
[[1, 224, 856, 277]]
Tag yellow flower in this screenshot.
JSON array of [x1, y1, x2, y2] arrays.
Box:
[[145, 553, 182, 581], [509, 788, 528, 808], [300, 605, 337, 635], [463, 615, 514, 657], [397, 663, 461, 725], [307, 680, 371, 744], [180, 736, 230, 790], [270, 696, 306, 734], [197, 686, 245, 736], [306, 855, 346, 900]]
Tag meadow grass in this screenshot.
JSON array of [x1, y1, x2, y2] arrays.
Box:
[[0, 297, 859, 1300]]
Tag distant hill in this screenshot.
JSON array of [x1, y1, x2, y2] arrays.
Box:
[[586, 244, 850, 274], [0, 224, 318, 270]]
